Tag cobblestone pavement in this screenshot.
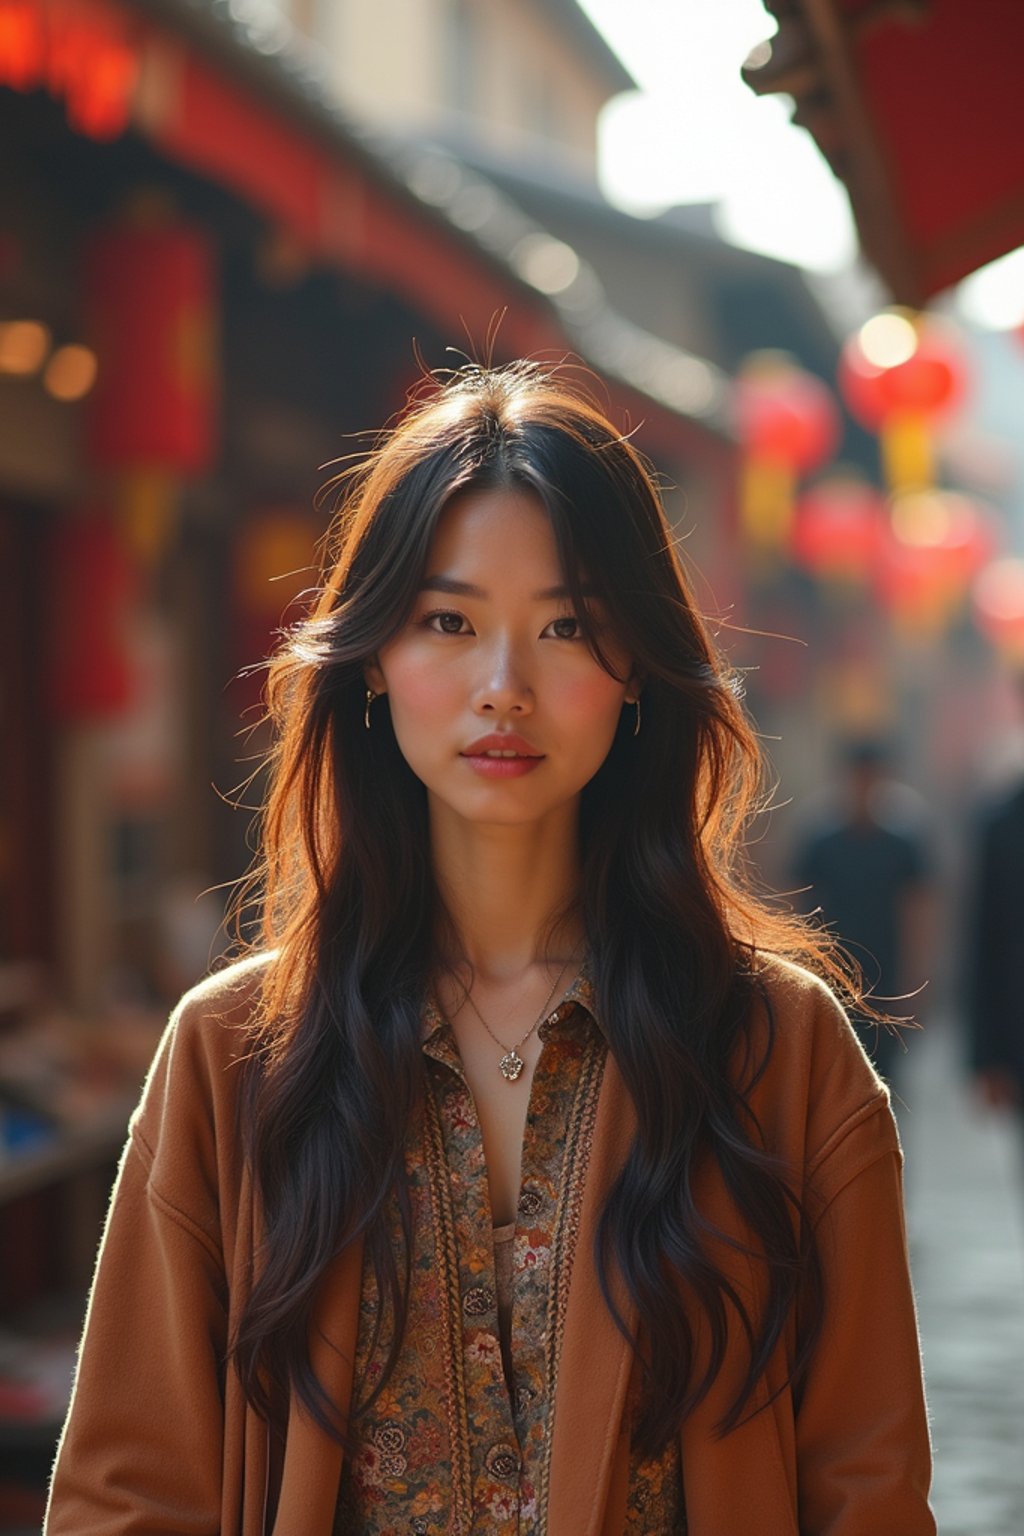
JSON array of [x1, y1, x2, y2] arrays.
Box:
[[900, 1019, 1024, 1536]]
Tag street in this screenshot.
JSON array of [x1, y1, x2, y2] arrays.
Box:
[[902, 1019, 1024, 1535]]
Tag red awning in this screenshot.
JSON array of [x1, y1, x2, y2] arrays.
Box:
[[745, 0, 1024, 304]]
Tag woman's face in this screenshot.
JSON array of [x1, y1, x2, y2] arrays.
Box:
[[366, 486, 637, 832]]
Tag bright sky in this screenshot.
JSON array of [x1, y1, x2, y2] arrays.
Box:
[[576, 0, 858, 272]]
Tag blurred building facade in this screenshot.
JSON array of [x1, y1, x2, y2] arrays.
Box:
[[299, 0, 631, 175]]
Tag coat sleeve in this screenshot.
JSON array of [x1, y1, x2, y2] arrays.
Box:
[[794, 1103, 935, 1536], [44, 984, 243, 1536]]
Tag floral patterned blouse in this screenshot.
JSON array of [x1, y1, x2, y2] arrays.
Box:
[[334, 966, 686, 1535]]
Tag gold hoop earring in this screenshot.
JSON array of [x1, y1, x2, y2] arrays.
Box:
[[364, 688, 377, 730], [631, 697, 641, 737]]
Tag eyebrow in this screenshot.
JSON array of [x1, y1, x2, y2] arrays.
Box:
[[419, 575, 594, 601]]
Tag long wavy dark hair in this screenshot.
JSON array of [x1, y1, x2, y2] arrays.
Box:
[[230, 361, 852, 1457]]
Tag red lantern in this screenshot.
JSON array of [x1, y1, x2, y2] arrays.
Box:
[[49, 512, 137, 721], [0, 0, 44, 89], [0, 1, 139, 138], [735, 355, 840, 550], [792, 478, 886, 583], [736, 366, 839, 472], [51, 13, 139, 141], [840, 328, 966, 427], [838, 311, 969, 494], [972, 557, 1024, 660], [890, 491, 996, 587], [874, 538, 953, 636], [876, 491, 996, 636], [84, 220, 219, 476]]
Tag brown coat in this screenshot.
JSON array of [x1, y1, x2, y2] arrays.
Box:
[[45, 954, 935, 1535]]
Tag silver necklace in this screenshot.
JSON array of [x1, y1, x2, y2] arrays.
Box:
[[453, 946, 583, 1082]]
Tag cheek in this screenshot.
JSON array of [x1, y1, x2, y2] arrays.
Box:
[[552, 669, 626, 736], [379, 646, 459, 727]]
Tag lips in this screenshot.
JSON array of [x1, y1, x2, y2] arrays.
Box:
[[461, 732, 544, 759]]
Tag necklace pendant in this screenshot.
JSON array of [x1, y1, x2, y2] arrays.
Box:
[[499, 1049, 525, 1082]]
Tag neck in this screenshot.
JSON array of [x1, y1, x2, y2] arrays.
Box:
[[429, 801, 584, 981]]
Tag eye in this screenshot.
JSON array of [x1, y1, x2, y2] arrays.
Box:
[[423, 609, 471, 635], [544, 614, 584, 641]]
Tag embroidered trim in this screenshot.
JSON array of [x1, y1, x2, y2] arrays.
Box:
[[422, 1076, 473, 1533], [536, 1033, 607, 1530]]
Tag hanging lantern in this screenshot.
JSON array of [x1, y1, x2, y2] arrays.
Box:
[[791, 476, 886, 585], [890, 489, 995, 589], [874, 538, 953, 638], [48, 511, 137, 721], [735, 354, 840, 551], [878, 490, 995, 637], [838, 310, 968, 495], [0, 0, 44, 90], [50, 9, 139, 141], [972, 557, 1024, 661], [84, 217, 219, 476], [0, 1, 140, 139], [84, 212, 219, 570]]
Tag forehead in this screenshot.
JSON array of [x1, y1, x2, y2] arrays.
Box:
[[427, 487, 560, 574]]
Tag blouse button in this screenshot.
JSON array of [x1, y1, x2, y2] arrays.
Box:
[[485, 1442, 521, 1481], [517, 1187, 543, 1219], [462, 1284, 494, 1316]]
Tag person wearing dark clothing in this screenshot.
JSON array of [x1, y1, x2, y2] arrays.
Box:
[[793, 740, 932, 1083], [966, 779, 1024, 1111]]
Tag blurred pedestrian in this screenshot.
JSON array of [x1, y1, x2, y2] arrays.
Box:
[[966, 727, 1024, 1117], [46, 363, 934, 1534], [792, 737, 933, 1085]]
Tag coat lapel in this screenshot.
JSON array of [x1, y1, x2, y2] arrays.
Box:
[[545, 1056, 798, 1536], [546, 1057, 639, 1536]]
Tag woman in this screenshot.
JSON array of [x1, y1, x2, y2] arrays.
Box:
[[46, 362, 934, 1534]]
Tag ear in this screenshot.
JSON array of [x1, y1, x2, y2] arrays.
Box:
[[624, 670, 644, 705], [364, 659, 386, 695]]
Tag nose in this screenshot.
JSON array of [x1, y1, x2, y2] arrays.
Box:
[[472, 636, 534, 716]]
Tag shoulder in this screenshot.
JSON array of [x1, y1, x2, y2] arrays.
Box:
[[743, 954, 896, 1199], [747, 952, 862, 1062], [170, 949, 274, 1037], [747, 953, 878, 1100], [130, 951, 275, 1170], [146, 951, 271, 1087]]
